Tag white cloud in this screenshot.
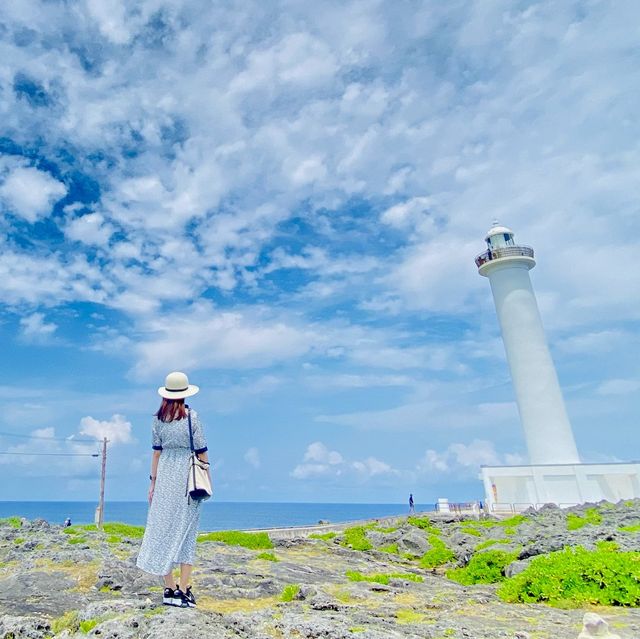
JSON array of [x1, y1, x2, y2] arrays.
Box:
[[19, 312, 57, 341], [79, 414, 132, 444], [291, 442, 345, 479], [352, 456, 395, 478], [244, 447, 261, 468], [65, 212, 114, 246], [418, 440, 525, 477], [597, 379, 640, 396], [291, 441, 397, 480], [131, 301, 316, 378], [0, 165, 67, 223]]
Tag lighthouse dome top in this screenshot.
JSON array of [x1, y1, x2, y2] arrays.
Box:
[[485, 221, 516, 250], [485, 223, 513, 240]]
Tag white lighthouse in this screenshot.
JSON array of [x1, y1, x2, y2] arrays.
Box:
[[475, 223, 640, 511], [475, 222, 579, 465]]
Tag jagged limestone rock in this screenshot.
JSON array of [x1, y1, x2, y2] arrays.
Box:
[[578, 613, 621, 639]]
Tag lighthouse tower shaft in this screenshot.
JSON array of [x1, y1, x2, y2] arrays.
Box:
[[477, 227, 580, 465]]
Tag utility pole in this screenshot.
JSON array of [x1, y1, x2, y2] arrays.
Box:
[[97, 437, 108, 530]]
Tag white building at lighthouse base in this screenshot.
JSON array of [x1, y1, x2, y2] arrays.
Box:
[[481, 462, 640, 513]]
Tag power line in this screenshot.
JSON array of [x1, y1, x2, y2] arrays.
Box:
[[0, 451, 99, 457], [0, 430, 97, 444]]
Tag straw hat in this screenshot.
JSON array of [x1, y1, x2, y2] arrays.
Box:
[[158, 371, 199, 400]]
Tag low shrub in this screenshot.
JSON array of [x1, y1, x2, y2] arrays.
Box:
[[463, 514, 529, 531], [341, 526, 373, 551], [475, 539, 501, 551], [447, 550, 518, 585], [280, 584, 300, 602], [197, 530, 273, 550], [407, 516, 437, 531], [346, 570, 423, 585], [0, 517, 21, 529], [498, 546, 640, 607], [566, 508, 602, 531], [309, 531, 337, 541], [419, 535, 455, 569]]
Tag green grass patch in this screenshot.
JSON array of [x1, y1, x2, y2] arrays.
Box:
[[309, 531, 337, 541], [256, 552, 278, 562], [349, 626, 366, 633], [143, 607, 166, 617], [51, 610, 80, 635], [13, 537, 25, 545], [498, 546, 640, 607], [280, 584, 300, 602], [198, 530, 273, 549], [447, 550, 518, 585], [407, 516, 437, 531], [68, 536, 88, 545], [463, 514, 529, 530], [80, 619, 98, 633], [0, 517, 21, 529], [396, 609, 426, 624], [376, 525, 399, 533], [419, 535, 455, 569], [619, 522, 640, 533], [566, 508, 603, 531], [341, 526, 373, 551], [475, 539, 502, 551], [378, 543, 399, 554], [63, 527, 82, 535], [346, 570, 423, 585], [105, 535, 123, 544], [460, 526, 482, 537], [74, 523, 145, 538]]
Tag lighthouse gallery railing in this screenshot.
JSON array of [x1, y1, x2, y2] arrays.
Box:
[[475, 245, 534, 268]]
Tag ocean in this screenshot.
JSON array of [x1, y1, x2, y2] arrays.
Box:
[[0, 501, 433, 531]]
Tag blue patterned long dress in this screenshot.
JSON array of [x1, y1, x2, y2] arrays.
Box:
[[136, 409, 208, 576]]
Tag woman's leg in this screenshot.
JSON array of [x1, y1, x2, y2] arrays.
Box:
[[163, 572, 175, 589], [179, 563, 193, 591]]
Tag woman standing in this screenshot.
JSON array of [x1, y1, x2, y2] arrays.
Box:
[[136, 371, 210, 608]]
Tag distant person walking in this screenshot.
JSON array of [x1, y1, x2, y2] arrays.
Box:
[[409, 493, 415, 514], [136, 372, 211, 609], [63, 518, 71, 527]]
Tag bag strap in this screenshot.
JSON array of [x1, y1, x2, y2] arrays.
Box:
[[187, 408, 195, 453]]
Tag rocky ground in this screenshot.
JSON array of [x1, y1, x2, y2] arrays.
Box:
[[0, 501, 639, 638]]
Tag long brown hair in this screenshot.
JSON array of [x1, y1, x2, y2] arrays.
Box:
[[156, 398, 188, 423]]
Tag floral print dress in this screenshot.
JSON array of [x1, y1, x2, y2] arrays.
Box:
[[136, 410, 208, 576]]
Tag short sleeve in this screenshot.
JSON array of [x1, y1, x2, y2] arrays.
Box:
[[191, 411, 208, 454], [152, 419, 163, 451]]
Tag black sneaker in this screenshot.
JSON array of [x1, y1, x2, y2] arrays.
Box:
[[162, 587, 175, 605], [184, 585, 196, 608], [172, 587, 189, 608]]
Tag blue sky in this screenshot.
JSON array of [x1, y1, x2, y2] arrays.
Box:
[[0, 0, 638, 504]]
